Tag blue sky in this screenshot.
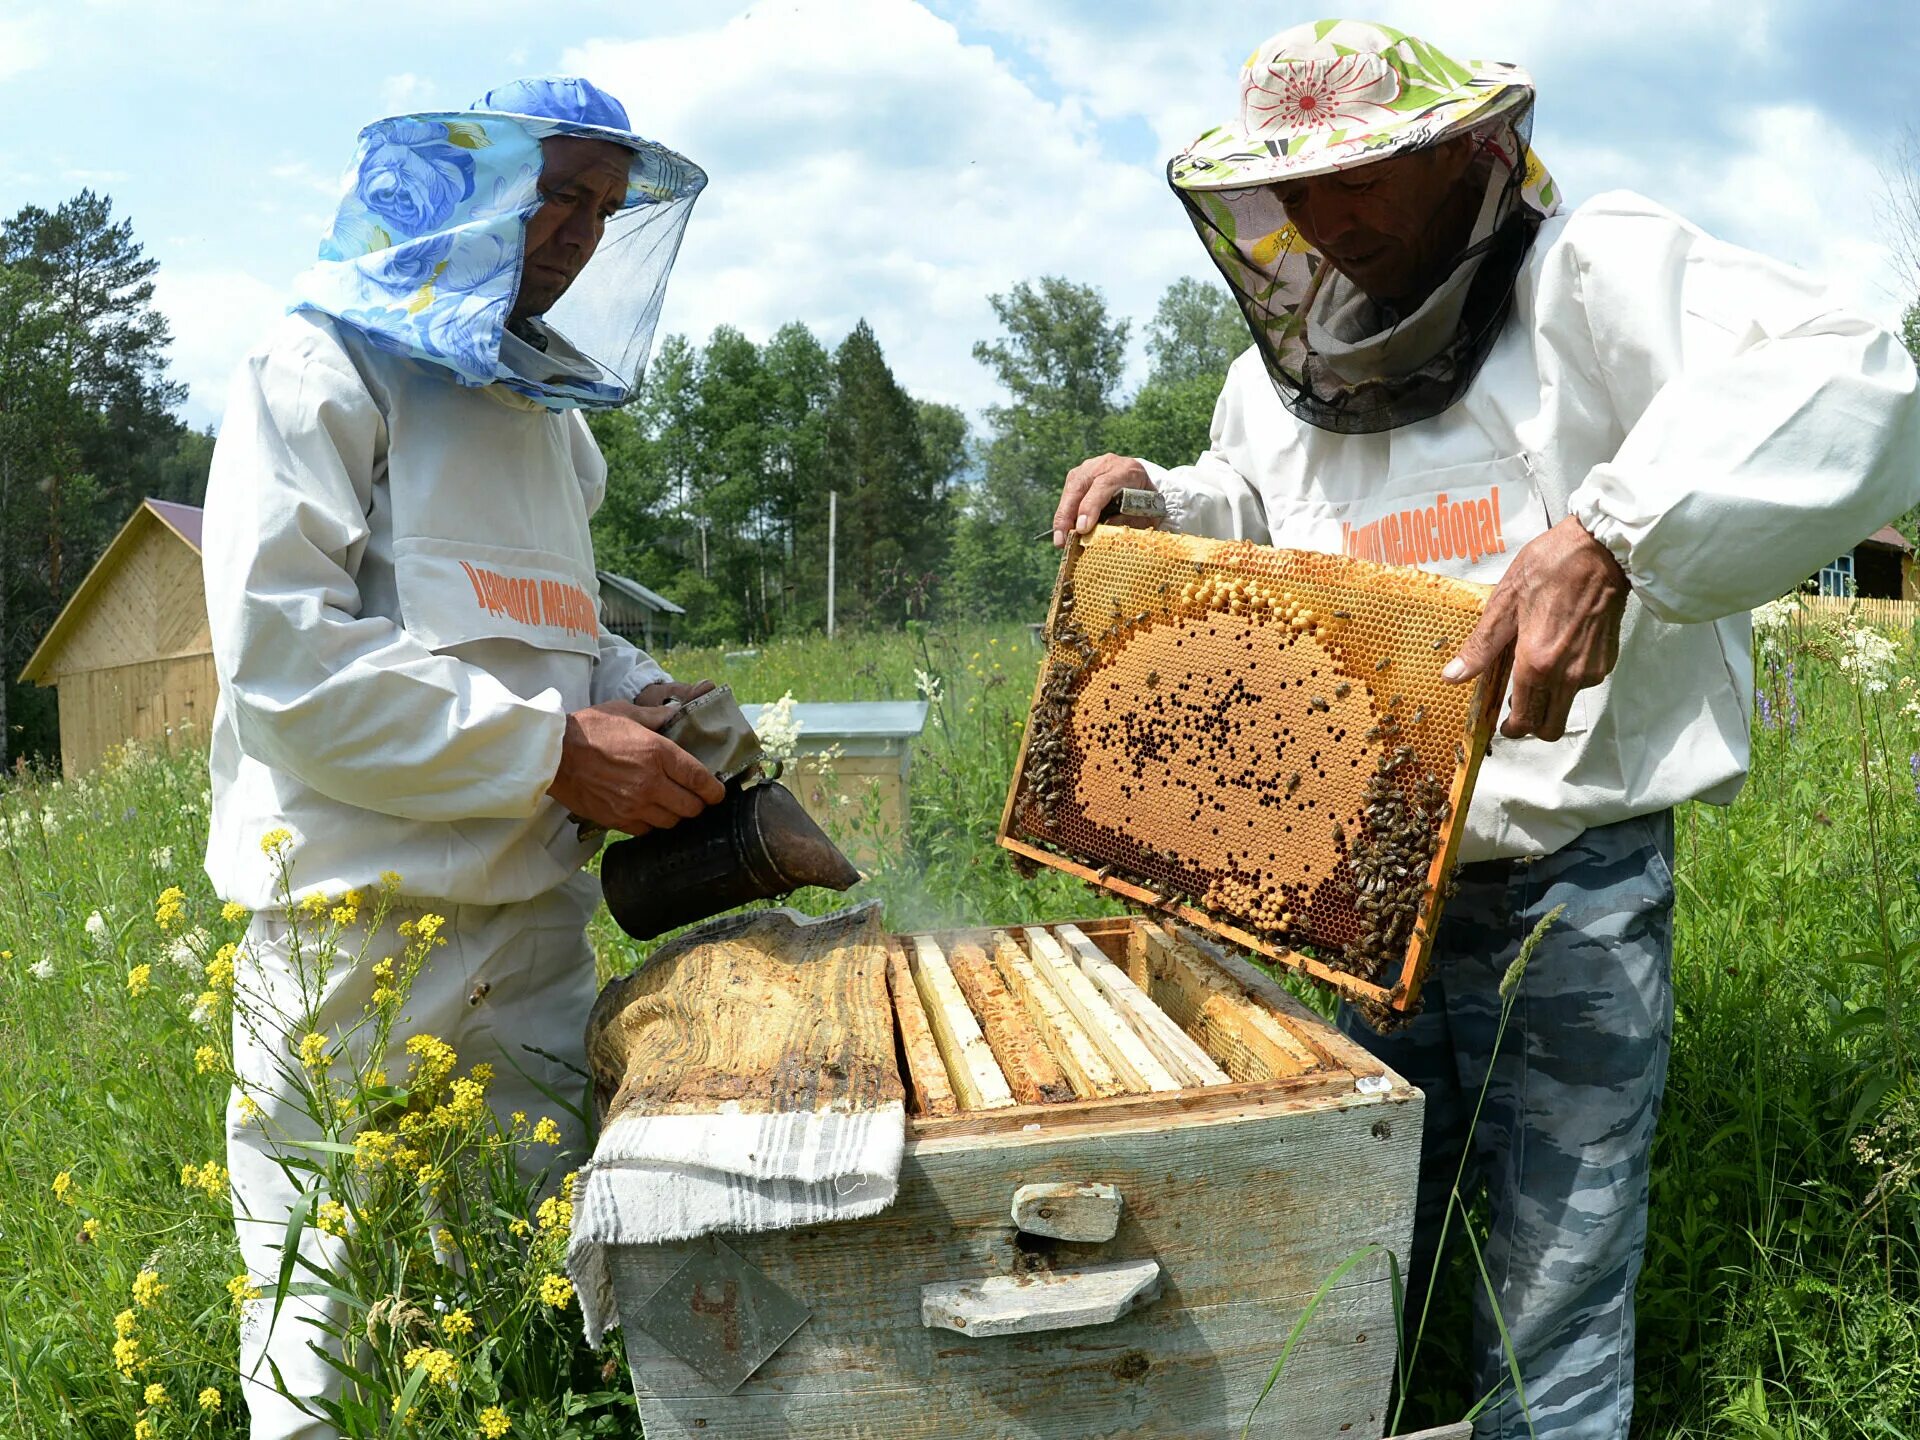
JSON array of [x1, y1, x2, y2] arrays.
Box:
[[4, 0, 1915, 431]]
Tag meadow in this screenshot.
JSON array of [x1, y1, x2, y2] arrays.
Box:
[[1, 607, 1916, 1438]]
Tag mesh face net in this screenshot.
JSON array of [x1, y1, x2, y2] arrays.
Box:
[[1173, 96, 1546, 435], [509, 187, 699, 408], [1002, 527, 1498, 1013]]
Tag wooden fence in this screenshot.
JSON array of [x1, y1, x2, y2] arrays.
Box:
[[1794, 595, 1920, 631]]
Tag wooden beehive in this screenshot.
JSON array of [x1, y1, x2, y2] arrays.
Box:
[[612, 916, 1420, 1439], [1000, 527, 1503, 1017]]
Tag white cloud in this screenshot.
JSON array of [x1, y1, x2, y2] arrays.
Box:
[[379, 72, 439, 113], [563, 0, 1212, 414], [152, 268, 290, 429], [0, 15, 49, 82]]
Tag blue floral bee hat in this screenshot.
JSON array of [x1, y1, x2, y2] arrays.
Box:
[[290, 76, 706, 410]]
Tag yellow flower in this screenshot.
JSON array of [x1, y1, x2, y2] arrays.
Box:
[[441, 1307, 475, 1339], [113, 1335, 141, 1377], [237, 1093, 263, 1124], [316, 1199, 349, 1237], [80, 1217, 102, 1241], [198, 1386, 222, 1412], [415, 1162, 445, 1190], [510, 1111, 527, 1128], [380, 869, 403, 890], [52, 1170, 75, 1205], [531, 1116, 561, 1146], [371, 986, 398, 1009], [131, 1268, 166, 1308], [405, 1033, 458, 1087], [296, 1031, 330, 1070], [144, 1382, 169, 1407], [180, 1161, 229, 1200], [372, 957, 396, 984], [227, 1272, 261, 1310], [153, 886, 186, 931], [469, 1062, 493, 1086], [134, 1420, 155, 1440], [194, 1044, 221, 1075], [114, 1308, 137, 1339], [538, 1273, 574, 1310], [536, 1193, 573, 1237], [478, 1404, 512, 1437], [416, 913, 445, 941], [402, 1345, 460, 1387], [298, 892, 330, 919], [125, 964, 152, 996], [220, 899, 249, 922], [206, 944, 237, 992], [331, 890, 361, 927], [507, 1217, 530, 1238], [259, 827, 293, 855]]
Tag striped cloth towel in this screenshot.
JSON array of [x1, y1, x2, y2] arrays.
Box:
[[568, 902, 904, 1346]]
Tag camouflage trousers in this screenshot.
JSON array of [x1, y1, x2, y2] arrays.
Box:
[[1341, 811, 1675, 1440]]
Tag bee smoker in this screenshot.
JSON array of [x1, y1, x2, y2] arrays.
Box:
[[598, 686, 861, 941]]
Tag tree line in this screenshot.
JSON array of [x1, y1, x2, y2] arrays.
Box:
[[0, 189, 1254, 765]]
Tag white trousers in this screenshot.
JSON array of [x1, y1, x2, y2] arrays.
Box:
[[226, 871, 601, 1440]]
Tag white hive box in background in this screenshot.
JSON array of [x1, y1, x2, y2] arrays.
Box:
[[742, 700, 928, 854], [608, 915, 1421, 1440]]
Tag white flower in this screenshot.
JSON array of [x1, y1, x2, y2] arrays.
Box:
[[1837, 624, 1897, 694], [149, 845, 173, 870], [752, 691, 803, 766], [84, 911, 110, 950], [189, 994, 216, 1026], [167, 927, 211, 973], [39, 808, 60, 834], [1750, 596, 1800, 634], [913, 668, 944, 706], [29, 959, 53, 980]]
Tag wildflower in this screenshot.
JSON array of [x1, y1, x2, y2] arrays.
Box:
[[80, 1217, 102, 1242], [259, 827, 293, 855], [536, 1192, 573, 1236], [29, 958, 52, 980], [538, 1273, 574, 1309], [181, 1160, 229, 1200], [479, 1405, 512, 1437], [52, 1171, 75, 1205], [126, 964, 152, 997], [206, 944, 237, 992], [403, 1345, 460, 1387], [113, 1334, 142, 1377], [227, 1272, 261, 1310], [510, 1111, 527, 1128], [115, 1308, 138, 1339], [380, 869, 403, 890], [198, 1386, 222, 1412], [531, 1116, 562, 1146], [441, 1307, 475, 1339], [166, 926, 209, 971], [415, 912, 445, 943], [508, 1217, 531, 1238], [132, 1268, 166, 1308], [469, 1062, 493, 1086], [194, 1045, 222, 1075], [189, 991, 219, 1025], [134, 1420, 155, 1440], [406, 1033, 458, 1087], [1838, 623, 1898, 694], [221, 900, 248, 923], [296, 1031, 330, 1070], [298, 892, 330, 920], [913, 668, 944, 705], [316, 1199, 349, 1237], [153, 887, 187, 931], [415, 1162, 445, 1191], [331, 889, 363, 927], [85, 910, 111, 950], [149, 845, 173, 871], [144, 1382, 169, 1407]]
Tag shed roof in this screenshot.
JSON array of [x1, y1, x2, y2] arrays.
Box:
[[20, 499, 205, 684], [1863, 525, 1914, 553], [597, 569, 686, 615]]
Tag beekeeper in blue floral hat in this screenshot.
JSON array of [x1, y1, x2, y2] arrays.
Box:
[[202, 78, 727, 1437], [1055, 20, 1920, 1440]]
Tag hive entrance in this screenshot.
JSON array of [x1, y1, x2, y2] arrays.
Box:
[[1000, 527, 1502, 1016]]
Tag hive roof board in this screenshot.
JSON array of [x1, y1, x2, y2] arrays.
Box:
[[997, 526, 1504, 1018]]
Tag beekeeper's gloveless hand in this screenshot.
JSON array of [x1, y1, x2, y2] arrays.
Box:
[[549, 699, 727, 835]]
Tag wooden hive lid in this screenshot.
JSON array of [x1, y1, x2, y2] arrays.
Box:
[[997, 528, 1504, 1019]]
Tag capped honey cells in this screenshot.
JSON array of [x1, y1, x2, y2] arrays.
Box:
[[1000, 526, 1502, 1018]]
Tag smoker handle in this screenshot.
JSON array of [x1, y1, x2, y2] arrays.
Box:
[[920, 1258, 1162, 1337]]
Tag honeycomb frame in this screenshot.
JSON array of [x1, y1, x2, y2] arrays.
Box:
[[998, 526, 1506, 1016]]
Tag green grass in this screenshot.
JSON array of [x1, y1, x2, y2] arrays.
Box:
[[3, 613, 1918, 1436]]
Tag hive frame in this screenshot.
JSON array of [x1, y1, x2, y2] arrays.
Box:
[[997, 529, 1509, 1016]]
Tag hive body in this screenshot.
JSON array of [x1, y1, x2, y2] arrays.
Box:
[[1001, 527, 1502, 1014], [612, 917, 1421, 1440]]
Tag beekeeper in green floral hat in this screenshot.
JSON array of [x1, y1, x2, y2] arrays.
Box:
[[1055, 19, 1920, 1438]]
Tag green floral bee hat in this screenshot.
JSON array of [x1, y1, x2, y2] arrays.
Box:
[[1168, 21, 1560, 434]]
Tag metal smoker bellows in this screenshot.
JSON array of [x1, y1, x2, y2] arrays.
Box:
[[998, 527, 1504, 1020], [600, 687, 860, 941]]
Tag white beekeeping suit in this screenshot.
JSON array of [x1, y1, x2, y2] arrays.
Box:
[[202, 77, 705, 1439], [1144, 189, 1920, 859]]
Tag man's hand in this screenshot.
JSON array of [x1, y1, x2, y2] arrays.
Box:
[[1053, 455, 1159, 548], [634, 678, 715, 708], [1442, 517, 1629, 741], [547, 698, 726, 835]]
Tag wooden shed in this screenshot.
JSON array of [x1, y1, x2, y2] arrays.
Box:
[[19, 498, 216, 776], [598, 569, 685, 650]]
